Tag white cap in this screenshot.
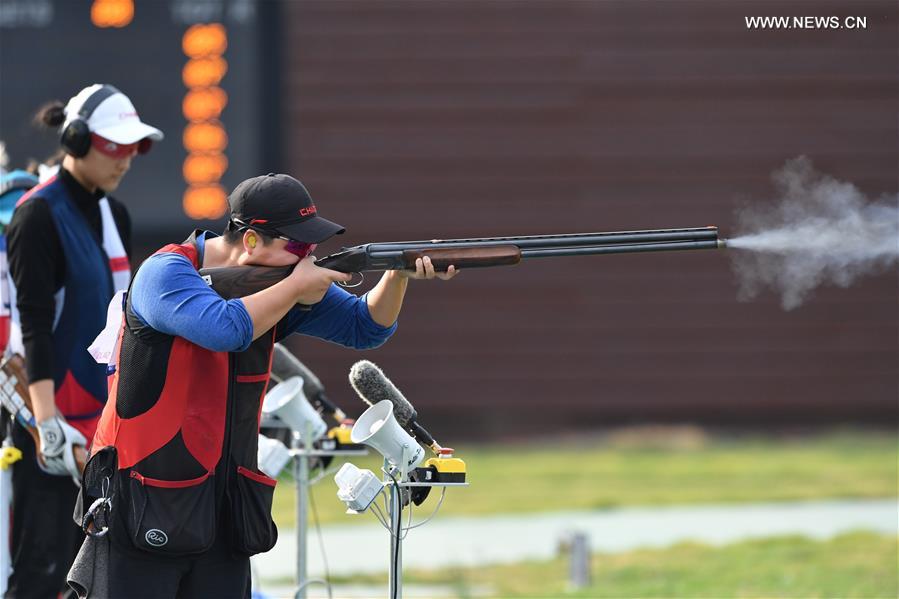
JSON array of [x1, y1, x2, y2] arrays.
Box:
[[63, 84, 164, 144]]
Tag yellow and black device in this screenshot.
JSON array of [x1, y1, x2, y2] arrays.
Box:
[[423, 447, 466, 483], [409, 447, 466, 506], [319, 419, 365, 451], [319, 422, 350, 449], [313, 419, 365, 468]]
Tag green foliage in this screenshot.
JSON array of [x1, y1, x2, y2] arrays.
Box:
[[272, 430, 897, 527], [396, 531, 898, 598]]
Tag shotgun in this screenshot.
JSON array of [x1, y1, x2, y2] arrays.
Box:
[[200, 226, 726, 300], [0, 355, 87, 473]]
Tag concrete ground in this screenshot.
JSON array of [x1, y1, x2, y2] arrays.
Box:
[[252, 498, 897, 597]]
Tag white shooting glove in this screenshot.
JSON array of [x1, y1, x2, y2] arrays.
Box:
[[36, 416, 87, 485]]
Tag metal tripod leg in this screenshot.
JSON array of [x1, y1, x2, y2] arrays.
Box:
[[388, 476, 403, 598]]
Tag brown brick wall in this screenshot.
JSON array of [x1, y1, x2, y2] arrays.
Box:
[[280, 1, 898, 438]]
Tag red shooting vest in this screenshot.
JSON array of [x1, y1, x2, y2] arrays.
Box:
[[91, 233, 278, 556]]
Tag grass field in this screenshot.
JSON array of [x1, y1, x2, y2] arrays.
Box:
[[330, 531, 898, 598], [272, 429, 898, 527]]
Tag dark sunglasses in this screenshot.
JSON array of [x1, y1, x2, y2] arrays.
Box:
[[229, 218, 317, 259]]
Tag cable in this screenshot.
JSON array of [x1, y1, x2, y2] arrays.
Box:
[[382, 475, 391, 515], [392, 484, 401, 599], [370, 500, 391, 531], [403, 487, 447, 531], [371, 506, 388, 530], [307, 487, 333, 599], [309, 464, 341, 486], [364, 484, 390, 531], [373, 475, 405, 542], [399, 492, 414, 540]]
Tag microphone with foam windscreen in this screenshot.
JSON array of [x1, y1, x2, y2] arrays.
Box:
[[348, 360, 442, 453], [271, 344, 346, 422]]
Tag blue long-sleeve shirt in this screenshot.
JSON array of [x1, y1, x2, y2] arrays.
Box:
[[130, 232, 397, 352]]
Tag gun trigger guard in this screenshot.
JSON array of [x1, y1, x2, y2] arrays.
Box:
[[338, 272, 364, 288]]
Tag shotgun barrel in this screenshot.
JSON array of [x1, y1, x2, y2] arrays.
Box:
[[369, 226, 719, 251], [315, 226, 723, 272]]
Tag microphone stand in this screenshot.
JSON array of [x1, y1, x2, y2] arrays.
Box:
[[293, 423, 368, 599], [261, 419, 367, 599], [293, 424, 311, 599], [383, 447, 469, 599], [386, 451, 407, 599]]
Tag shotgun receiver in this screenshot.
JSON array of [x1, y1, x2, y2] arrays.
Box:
[[200, 226, 725, 299]]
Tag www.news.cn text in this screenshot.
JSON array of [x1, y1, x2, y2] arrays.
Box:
[[745, 16, 867, 30]]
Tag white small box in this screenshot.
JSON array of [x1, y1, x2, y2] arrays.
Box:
[[335, 463, 382, 513]]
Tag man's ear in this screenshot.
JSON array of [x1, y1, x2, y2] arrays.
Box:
[[244, 230, 258, 252]]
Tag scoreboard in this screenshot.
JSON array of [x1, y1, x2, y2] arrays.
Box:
[[0, 0, 277, 236]]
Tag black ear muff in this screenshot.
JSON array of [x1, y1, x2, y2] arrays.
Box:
[[60, 119, 92, 158], [59, 84, 121, 158]]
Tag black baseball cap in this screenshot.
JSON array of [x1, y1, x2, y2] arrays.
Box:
[[227, 173, 345, 243]]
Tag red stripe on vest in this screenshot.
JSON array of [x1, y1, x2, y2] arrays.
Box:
[[235, 373, 269, 383], [130, 469, 213, 488], [15, 175, 57, 208], [109, 256, 130, 272], [237, 466, 276, 487]]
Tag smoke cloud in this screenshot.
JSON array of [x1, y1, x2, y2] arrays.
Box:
[[728, 156, 898, 310]]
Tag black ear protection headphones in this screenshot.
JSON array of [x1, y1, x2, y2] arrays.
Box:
[[59, 84, 122, 158]]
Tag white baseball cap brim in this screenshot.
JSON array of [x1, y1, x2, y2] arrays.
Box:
[[64, 84, 164, 145], [93, 119, 164, 145]]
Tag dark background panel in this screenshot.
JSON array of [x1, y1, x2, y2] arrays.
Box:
[[280, 0, 898, 438], [0, 0, 263, 238]]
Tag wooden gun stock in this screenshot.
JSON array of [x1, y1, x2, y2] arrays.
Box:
[[400, 245, 521, 270], [200, 265, 293, 300]]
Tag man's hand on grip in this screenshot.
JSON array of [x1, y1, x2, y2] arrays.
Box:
[[288, 256, 354, 305]]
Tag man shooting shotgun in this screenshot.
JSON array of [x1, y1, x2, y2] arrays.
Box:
[[200, 226, 726, 299], [74, 174, 456, 598]]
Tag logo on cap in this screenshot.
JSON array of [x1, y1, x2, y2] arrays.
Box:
[[299, 205, 317, 217]]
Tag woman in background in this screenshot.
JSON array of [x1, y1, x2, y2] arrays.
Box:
[[4, 84, 162, 599]]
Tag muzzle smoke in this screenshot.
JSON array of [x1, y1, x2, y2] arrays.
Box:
[[728, 156, 898, 310]]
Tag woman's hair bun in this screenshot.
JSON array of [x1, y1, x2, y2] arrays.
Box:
[[34, 101, 66, 129]]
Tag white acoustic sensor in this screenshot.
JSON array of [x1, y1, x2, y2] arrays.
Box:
[[262, 376, 327, 440], [351, 400, 424, 471], [257, 434, 291, 478]]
